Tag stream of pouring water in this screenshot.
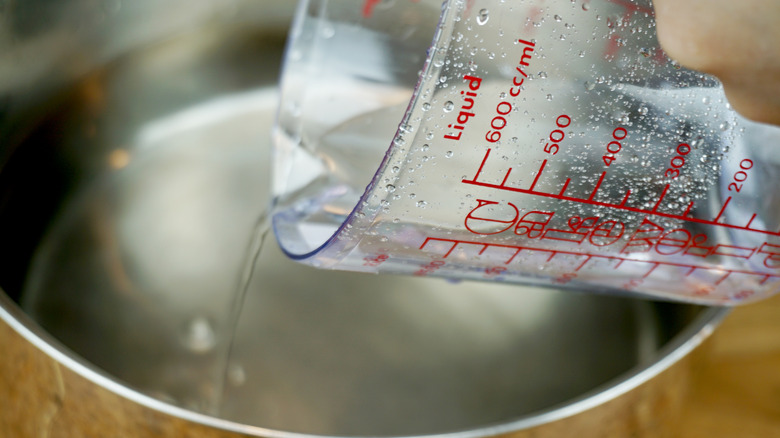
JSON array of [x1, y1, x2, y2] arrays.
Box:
[[213, 209, 272, 413]]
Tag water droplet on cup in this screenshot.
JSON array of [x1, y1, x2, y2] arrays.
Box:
[[416, 200, 428, 207], [476, 9, 489, 25], [443, 101, 455, 112]]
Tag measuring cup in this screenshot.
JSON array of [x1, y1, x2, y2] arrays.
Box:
[[272, 0, 780, 305]]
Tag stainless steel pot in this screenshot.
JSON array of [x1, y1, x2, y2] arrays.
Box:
[[0, 1, 727, 437]]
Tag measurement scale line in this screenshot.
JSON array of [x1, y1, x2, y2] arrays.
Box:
[[460, 179, 780, 237], [575, 255, 593, 271], [651, 184, 670, 212], [714, 197, 732, 223], [559, 178, 571, 196], [683, 201, 695, 218], [505, 247, 524, 264], [420, 237, 780, 279], [501, 167, 513, 186], [529, 160, 547, 191], [715, 271, 732, 285], [643, 263, 661, 279], [469, 148, 492, 181], [588, 172, 607, 201], [746, 213, 758, 229], [619, 189, 631, 207]]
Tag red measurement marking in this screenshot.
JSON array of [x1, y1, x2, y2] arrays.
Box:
[[746, 213, 758, 229], [362, 0, 419, 18], [559, 179, 571, 196], [683, 201, 695, 217], [715, 271, 732, 285], [462, 149, 777, 238], [575, 255, 594, 271], [419, 236, 780, 282], [713, 197, 732, 223], [529, 159, 547, 190], [362, 0, 382, 17], [651, 184, 670, 212], [619, 189, 631, 207], [642, 263, 660, 279], [589, 172, 606, 201]]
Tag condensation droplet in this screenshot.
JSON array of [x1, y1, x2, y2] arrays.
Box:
[[719, 122, 730, 131], [385, 184, 396, 193], [416, 200, 428, 208], [702, 96, 710, 104], [554, 14, 562, 21], [422, 102, 431, 111], [584, 81, 595, 91], [445, 151, 454, 158], [476, 9, 489, 25], [546, 94, 553, 101], [582, 1, 590, 11], [443, 101, 455, 112], [638, 106, 648, 115]]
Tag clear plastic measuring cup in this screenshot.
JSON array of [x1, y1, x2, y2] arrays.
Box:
[[272, 0, 780, 305]]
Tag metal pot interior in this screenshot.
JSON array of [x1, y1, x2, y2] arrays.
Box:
[[0, 1, 722, 437]]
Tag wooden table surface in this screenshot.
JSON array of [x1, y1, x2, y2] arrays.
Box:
[[676, 294, 780, 437]]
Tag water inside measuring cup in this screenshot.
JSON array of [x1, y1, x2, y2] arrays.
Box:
[[272, 0, 780, 303]]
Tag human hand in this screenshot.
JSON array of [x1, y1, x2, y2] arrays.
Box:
[[653, 0, 780, 125]]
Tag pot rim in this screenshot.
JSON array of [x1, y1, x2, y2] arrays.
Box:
[[0, 291, 728, 438]]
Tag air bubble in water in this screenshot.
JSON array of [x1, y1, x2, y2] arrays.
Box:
[[476, 9, 489, 25], [182, 317, 217, 354], [443, 101, 455, 112], [227, 364, 246, 387], [321, 25, 335, 39]]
